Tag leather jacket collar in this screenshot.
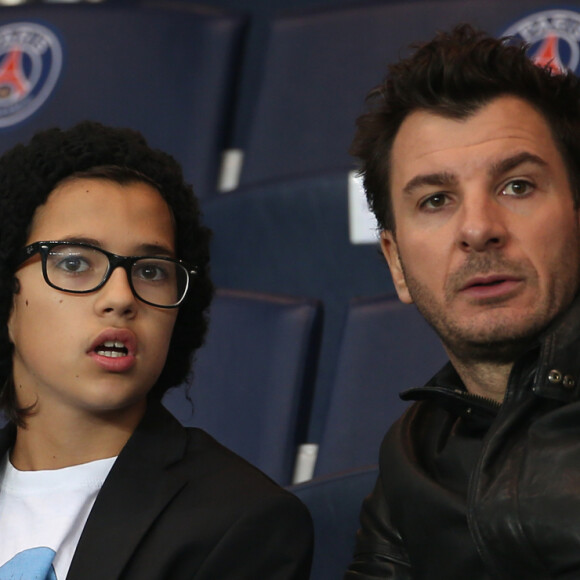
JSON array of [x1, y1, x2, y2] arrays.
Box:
[[401, 293, 580, 414]]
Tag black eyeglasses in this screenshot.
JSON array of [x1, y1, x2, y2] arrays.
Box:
[[16, 241, 196, 309]]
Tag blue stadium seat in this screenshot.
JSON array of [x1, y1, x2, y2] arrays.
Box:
[[288, 464, 379, 580], [314, 294, 448, 477], [200, 171, 395, 442], [163, 288, 322, 484], [0, 2, 246, 198], [237, 0, 577, 186]]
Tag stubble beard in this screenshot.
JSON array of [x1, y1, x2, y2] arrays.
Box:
[[398, 251, 570, 365]]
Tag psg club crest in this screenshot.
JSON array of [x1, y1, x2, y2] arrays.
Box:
[[502, 9, 580, 74], [0, 22, 62, 128]]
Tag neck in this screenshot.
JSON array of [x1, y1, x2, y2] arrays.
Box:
[[448, 354, 512, 403], [11, 403, 144, 471]]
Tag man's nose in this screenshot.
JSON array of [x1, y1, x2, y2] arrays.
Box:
[[456, 194, 508, 252]]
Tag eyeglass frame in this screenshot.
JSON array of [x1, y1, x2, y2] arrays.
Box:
[[15, 240, 197, 309]]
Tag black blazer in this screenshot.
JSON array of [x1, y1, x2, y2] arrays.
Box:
[[0, 402, 313, 579]]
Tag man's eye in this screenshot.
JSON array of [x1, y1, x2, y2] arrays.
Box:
[[420, 193, 448, 210], [503, 180, 533, 196]]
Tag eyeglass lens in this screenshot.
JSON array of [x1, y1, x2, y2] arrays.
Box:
[[45, 244, 188, 307]]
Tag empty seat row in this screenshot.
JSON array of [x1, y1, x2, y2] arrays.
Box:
[[288, 464, 380, 580], [201, 169, 394, 445], [162, 288, 322, 485], [235, 0, 575, 188], [1, 0, 578, 198], [201, 170, 447, 474], [162, 286, 446, 486], [0, 2, 245, 199]]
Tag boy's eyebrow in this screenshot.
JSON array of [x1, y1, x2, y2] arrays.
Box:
[[59, 235, 101, 246], [56, 236, 175, 257], [137, 243, 175, 257]]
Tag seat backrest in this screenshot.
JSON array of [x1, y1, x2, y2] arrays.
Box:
[[238, 0, 579, 186], [162, 288, 322, 484], [0, 2, 246, 198], [288, 464, 379, 580], [201, 171, 395, 442], [314, 294, 447, 477]]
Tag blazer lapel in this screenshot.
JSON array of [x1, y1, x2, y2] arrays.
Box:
[[67, 403, 189, 580]]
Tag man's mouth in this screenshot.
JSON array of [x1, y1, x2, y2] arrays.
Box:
[[458, 275, 523, 300], [462, 275, 517, 290], [470, 280, 505, 289]]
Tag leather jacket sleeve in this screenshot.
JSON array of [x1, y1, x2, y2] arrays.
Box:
[[344, 473, 412, 579]]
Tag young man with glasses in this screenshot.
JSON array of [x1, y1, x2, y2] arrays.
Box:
[[0, 122, 313, 579]]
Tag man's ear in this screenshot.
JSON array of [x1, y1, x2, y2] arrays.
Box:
[[380, 231, 413, 304]]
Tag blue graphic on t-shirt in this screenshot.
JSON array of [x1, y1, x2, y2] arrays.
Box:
[[0, 547, 58, 579]]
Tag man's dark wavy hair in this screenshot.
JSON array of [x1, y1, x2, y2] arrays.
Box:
[[351, 23, 580, 232], [0, 121, 214, 424]]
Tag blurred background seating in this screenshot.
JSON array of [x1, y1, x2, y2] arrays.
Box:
[[225, 0, 567, 189], [163, 288, 322, 485], [0, 1, 246, 199], [201, 170, 393, 448], [314, 295, 447, 478], [288, 464, 379, 580]]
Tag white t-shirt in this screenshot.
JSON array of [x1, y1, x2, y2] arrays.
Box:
[[0, 453, 116, 580]]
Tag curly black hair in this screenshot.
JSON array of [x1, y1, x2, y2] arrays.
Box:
[[0, 121, 213, 423], [351, 24, 580, 232]]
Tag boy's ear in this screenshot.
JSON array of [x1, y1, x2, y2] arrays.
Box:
[[7, 277, 20, 344]]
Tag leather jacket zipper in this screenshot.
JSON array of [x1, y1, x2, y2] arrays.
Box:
[[452, 389, 502, 414]]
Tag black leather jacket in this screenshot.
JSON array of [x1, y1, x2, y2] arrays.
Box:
[[345, 298, 580, 579]]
